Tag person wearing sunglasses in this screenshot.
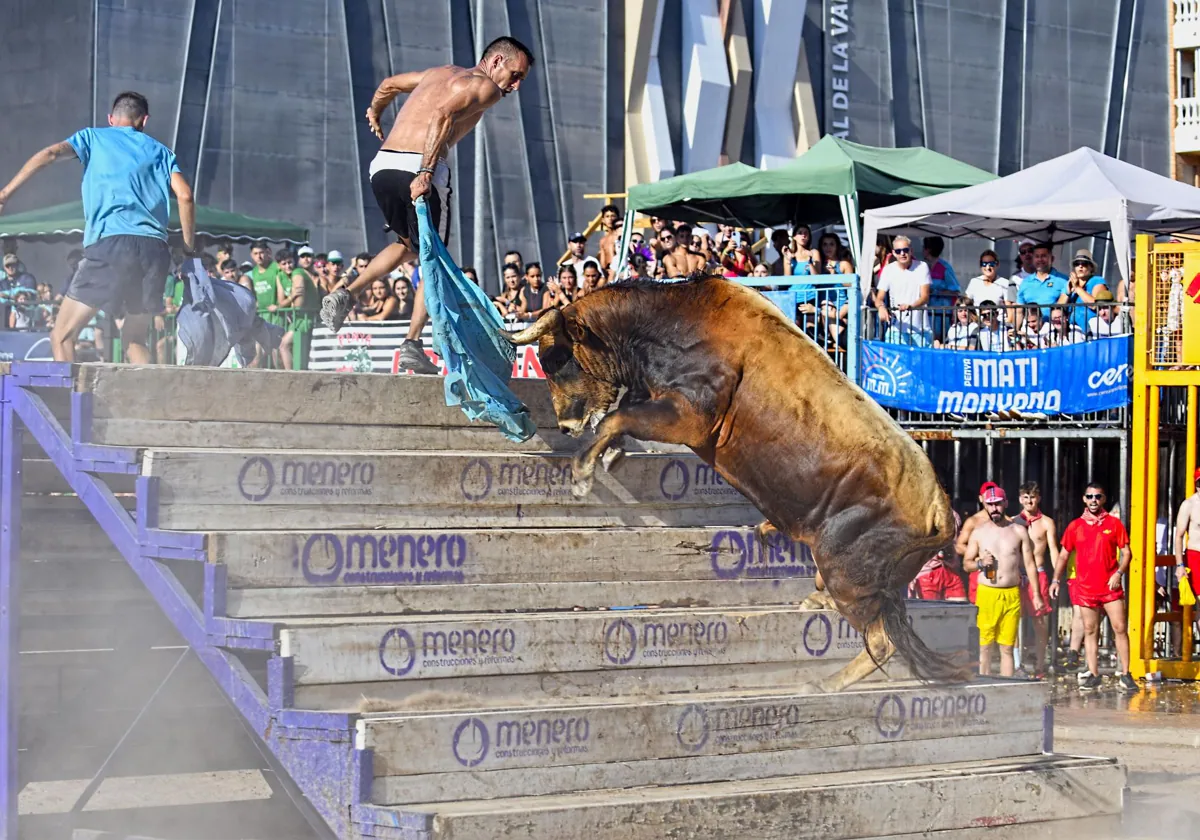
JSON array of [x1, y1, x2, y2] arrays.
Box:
[[964, 249, 1013, 310], [874, 235, 932, 344], [1015, 242, 1068, 330], [1050, 483, 1138, 693], [1013, 238, 1037, 281], [1064, 248, 1110, 332]]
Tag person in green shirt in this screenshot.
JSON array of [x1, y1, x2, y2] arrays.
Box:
[[274, 248, 319, 369], [249, 240, 282, 314]]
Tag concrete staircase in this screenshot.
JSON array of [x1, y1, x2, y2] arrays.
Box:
[[0, 362, 1125, 839]]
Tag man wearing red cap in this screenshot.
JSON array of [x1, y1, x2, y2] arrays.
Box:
[[1051, 483, 1137, 692], [956, 481, 1007, 604], [963, 484, 1043, 677]]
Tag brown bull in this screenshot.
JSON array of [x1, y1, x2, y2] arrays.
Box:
[[507, 275, 968, 692]]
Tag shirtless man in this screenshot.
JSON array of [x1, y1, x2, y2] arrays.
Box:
[[597, 204, 622, 280], [1174, 467, 1200, 626], [319, 36, 534, 374], [956, 482, 1005, 605], [1014, 482, 1059, 677], [963, 485, 1043, 677]]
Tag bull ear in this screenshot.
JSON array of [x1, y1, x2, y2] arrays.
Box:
[[505, 309, 563, 345], [564, 312, 589, 344]]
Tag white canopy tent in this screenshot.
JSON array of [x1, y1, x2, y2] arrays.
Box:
[[858, 147, 1200, 294]]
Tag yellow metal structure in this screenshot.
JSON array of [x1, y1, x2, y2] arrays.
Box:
[[1128, 234, 1200, 679]]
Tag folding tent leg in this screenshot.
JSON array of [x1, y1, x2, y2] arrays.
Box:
[[0, 384, 23, 840]]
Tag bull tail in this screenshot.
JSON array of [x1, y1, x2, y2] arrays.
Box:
[[877, 585, 973, 684], [876, 492, 971, 684]]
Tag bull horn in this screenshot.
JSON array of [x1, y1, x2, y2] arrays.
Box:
[[505, 308, 563, 345]]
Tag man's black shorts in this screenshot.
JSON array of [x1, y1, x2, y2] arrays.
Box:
[[369, 153, 452, 247], [67, 234, 171, 316]]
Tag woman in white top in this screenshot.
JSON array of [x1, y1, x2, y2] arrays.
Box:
[[963, 249, 1013, 310]]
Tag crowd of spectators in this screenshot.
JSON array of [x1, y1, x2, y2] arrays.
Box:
[[0, 206, 1138, 360], [872, 236, 1132, 351]]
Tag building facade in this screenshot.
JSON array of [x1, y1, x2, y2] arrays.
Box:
[[0, 0, 1168, 289]]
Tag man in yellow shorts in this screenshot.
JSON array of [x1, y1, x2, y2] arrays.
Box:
[[963, 485, 1044, 676]]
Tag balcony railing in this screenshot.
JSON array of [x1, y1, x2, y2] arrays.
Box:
[[1177, 0, 1200, 49], [1176, 97, 1200, 154]]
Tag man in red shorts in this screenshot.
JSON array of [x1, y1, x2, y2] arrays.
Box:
[[1015, 482, 1058, 677], [910, 508, 966, 601], [1174, 467, 1200, 594], [1050, 482, 1137, 692]]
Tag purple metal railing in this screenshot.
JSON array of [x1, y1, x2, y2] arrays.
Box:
[[0, 363, 357, 840]]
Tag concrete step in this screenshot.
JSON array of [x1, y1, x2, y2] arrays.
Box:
[[76, 363, 559, 433], [354, 755, 1123, 840], [142, 450, 758, 530], [212, 526, 810, 587], [357, 680, 1046, 805], [227, 579, 817, 617], [277, 603, 974, 690], [215, 525, 817, 615]]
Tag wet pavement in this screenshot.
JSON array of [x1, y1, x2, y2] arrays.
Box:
[[1052, 672, 1200, 839]]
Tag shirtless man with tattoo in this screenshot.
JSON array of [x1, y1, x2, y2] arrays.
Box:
[[320, 36, 534, 374], [1014, 482, 1059, 677], [963, 485, 1043, 677]]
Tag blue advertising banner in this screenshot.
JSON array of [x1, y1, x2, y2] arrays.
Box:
[[860, 337, 1132, 415], [0, 330, 52, 362]]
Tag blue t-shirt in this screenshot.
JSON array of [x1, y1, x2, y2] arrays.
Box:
[[66, 126, 180, 246], [1017, 272, 1069, 316]]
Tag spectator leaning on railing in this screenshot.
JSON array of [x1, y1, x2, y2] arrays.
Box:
[[875, 235, 932, 345], [493, 263, 523, 320], [579, 258, 602, 296], [518, 262, 550, 318]]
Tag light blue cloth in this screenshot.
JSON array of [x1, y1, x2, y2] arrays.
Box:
[[65, 126, 180, 246], [415, 197, 535, 442]]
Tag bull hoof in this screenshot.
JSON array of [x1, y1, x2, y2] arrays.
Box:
[[753, 520, 779, 543], [571, 476, 594, 498], [799, 591, 837, 612], [601, 446, 626, 473]]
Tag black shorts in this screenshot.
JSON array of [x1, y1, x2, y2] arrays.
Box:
[[370, 168, 452, 247], [67, 234, 171, 317]]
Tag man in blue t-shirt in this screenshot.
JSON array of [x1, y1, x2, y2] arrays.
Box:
[[1016, 242, 1068, 327], [0, 91, 196, 362]]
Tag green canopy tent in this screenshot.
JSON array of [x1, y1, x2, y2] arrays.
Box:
[[0, 200, 309, 245], [624, 135, 996, 270]]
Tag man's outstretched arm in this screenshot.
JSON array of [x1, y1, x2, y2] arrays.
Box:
[[0, 142, 77, 214], [366, 70, 429, 139]]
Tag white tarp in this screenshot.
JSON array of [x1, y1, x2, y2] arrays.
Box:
[[858, 147, 1200, 292]]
